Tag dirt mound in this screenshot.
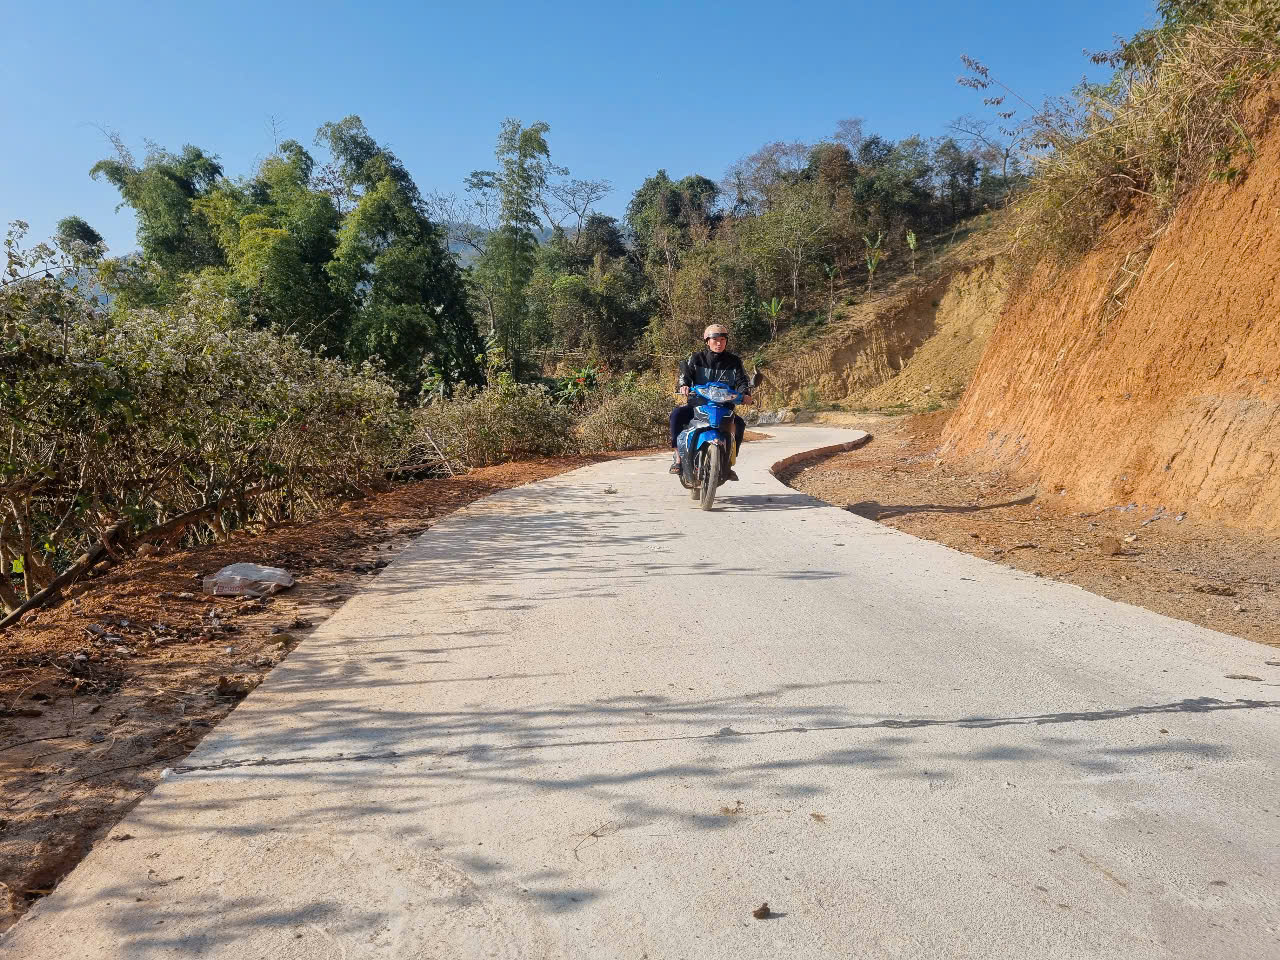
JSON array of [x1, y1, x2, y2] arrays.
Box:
[[758, 275, 950, 405], [944, 104, 1280, 532]]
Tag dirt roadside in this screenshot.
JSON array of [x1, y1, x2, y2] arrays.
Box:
[[782, 412, 1280, 650], [0, 453, 658, 933]]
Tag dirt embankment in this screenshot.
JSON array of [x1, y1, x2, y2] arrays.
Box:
[[854, 257, 1008, 409], [760, 273, 952, 405], [757, 233, 1009, 411], [943, 105, 1280, 532]]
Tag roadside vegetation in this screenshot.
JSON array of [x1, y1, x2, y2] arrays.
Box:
[[962, 0, 1280, 263], [3, 109, 1005, 624]]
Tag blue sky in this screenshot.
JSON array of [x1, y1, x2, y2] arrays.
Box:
[[2, 0, 1155, 255]]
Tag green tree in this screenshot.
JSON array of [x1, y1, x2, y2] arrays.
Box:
[[851, 135, 934, 237], [466, 120, 561, 375], [319, 117, 482, 394], [626, 170, 721, 348], [741, 179, 833, 311], [93, 118, 482, 396], [54, 216, 106, 263], [627, 170, 720, 259], [193, 141, 347, 347], [933, 138, 980, 223], [526, 213, 650, 366], [90, 137, 226, 303]]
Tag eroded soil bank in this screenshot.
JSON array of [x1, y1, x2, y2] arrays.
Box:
[[942, 97, 1280, 531], [757, 230, 1010, 411], [784, 412, 1280, 650]]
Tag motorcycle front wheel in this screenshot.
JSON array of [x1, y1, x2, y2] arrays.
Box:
[[699, 445, 722, 511]]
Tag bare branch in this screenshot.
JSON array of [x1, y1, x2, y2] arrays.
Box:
[[424, 189, 497, 254], [833, 117, 865, 153], [540, 177, 611, 248]]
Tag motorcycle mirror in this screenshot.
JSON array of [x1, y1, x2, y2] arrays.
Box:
[[750, 370, 764, 388]]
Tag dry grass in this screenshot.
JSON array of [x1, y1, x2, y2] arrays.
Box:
[[1009, 1, 1280, 262], [411, 382, 577, 471]]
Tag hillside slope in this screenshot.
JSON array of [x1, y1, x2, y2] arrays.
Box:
[[942, 104, 1280, 531], [757, 230, 1009, 410], [854, 257, 1008, 409]]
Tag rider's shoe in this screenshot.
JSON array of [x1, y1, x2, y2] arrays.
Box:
[[726, 469, 740, 481], [668, 451, 681, 474]]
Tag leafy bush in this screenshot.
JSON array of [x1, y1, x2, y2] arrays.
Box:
[[576, 378, 672, 452], [0, 220, 684, 620], [1007, 0, 1280, 260], [412, 379, 576, 469], [555, 365, 600, 404], [1, 223, 405, 612]]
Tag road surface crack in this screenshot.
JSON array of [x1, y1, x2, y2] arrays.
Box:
[[173, 749, 400, 774]]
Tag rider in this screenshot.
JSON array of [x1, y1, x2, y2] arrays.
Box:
[[669, 323, 753, 480]]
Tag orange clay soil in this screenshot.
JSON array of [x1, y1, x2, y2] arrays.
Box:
[[942, 95, 1280, 532]]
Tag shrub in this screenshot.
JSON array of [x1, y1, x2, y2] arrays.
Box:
[[555, 365, 600, 405], [1, 227, 405, 612], [576, 379, 672, 452], [413, 379, 575, 469], [0, 224, 689, 618]]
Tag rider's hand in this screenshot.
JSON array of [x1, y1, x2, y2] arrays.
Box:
[[678, 385, 690, 396], [741, 394, 753, 406]]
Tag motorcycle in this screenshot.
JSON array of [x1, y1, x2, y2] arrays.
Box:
[[675, 374, 760, 511]]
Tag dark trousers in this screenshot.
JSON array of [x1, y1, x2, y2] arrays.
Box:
[[669, 406, 745, 450]]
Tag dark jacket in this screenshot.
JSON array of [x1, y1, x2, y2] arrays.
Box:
[[676, 348, 751, 395]]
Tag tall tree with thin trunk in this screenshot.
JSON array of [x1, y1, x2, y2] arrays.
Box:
[[467, 120, 562, 375]]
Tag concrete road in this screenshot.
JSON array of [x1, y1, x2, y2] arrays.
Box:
[[6, 426, 1279, 959]]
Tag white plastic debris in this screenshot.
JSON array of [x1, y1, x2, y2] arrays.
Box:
[[203, 563, 295, 598]]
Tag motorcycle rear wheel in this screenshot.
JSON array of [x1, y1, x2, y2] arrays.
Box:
[[699, 446, 721, 511]]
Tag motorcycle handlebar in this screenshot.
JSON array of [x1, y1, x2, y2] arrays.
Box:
[[679, 386, 752, 404]]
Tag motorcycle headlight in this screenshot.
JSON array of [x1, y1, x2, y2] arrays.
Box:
[[702, 387, 735, 403]]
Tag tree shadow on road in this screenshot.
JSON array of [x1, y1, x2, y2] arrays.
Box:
[[715, 493, 830, 511], [20, 475, 1280, 955], [30, 664, 1279, 954]]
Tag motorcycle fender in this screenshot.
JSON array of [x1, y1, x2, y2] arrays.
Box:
[[679, 440, 699, 486]]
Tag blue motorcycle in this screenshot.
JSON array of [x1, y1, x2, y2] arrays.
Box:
[[675, 379, 752, 510]]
